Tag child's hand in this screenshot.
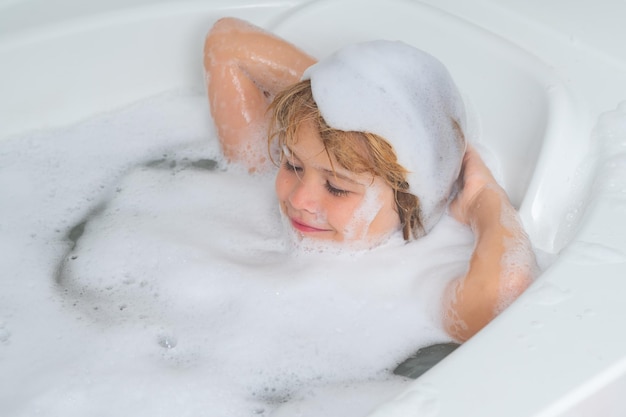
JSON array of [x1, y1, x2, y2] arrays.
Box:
[[449, 146, 505, 226]]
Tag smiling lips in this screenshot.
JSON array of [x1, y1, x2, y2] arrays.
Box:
[[290, 218, 330, 233]]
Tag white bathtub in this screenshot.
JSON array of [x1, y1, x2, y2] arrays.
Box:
[[1, 0, 626, 415]]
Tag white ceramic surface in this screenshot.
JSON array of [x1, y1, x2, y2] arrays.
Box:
[[1, 1, 625, 416]]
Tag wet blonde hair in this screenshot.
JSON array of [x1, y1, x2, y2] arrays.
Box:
[[268, 80, 424, 240]]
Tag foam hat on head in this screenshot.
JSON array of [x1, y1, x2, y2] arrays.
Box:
[[302, 40, 466, 235]]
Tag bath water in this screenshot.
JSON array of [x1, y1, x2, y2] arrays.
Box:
[[0, 90, 477, 416]]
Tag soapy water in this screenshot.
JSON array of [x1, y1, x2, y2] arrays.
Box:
[[0, 90, 479, 416], [8, 88, 621, 417]]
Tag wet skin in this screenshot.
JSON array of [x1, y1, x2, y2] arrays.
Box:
[[275, 122, 401, 245]]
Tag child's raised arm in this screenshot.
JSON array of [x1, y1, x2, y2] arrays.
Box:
[[444, 146, 537, 341], [204, 17, 316, 170]]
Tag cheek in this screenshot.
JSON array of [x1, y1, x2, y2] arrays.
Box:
[[325, 198, 363, 228], [343, 185, 400, 239], [369, 189, 401, 234], [275, 169, 288, 200]]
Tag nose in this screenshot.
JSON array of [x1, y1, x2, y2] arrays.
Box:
[[288, 176, 319, 214]]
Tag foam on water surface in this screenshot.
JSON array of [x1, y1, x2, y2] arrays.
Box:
[[0, 90, 477, 416]]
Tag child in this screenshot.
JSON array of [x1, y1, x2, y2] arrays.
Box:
[[203, 17, 536, 341]]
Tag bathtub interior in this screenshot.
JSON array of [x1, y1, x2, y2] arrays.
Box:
[[0, 1, 292, 139], [0, 0, 586, 253], [1, 0, 626, 416]]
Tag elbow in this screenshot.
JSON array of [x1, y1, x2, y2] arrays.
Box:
[[206, 17, 243, 40], [205, 17, 254, 48], [443, 295, 496, 343], [495, 239, 538, 314], [494, 267, 534, 315], [443, 267, 536, 342], [204, 18, 241, 65]]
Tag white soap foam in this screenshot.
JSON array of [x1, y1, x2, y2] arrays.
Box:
[[342, 180, 386, 243], [0, 90, 477, 416], [303, 40, 466, 234]]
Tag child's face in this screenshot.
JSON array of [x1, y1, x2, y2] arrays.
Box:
[[275, 122, 401, 246]]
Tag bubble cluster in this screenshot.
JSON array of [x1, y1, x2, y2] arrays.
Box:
[[0, 90, 475, 416], [304, 40, 466, 233]]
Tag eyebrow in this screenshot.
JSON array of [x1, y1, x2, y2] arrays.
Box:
[[320, 167, 368, 186], [286, 146, 369, 187]]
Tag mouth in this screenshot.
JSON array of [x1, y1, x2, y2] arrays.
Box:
[[289, 217, 331, 234]]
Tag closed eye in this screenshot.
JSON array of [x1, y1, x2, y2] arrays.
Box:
[[283, 160, 303, 173], [325, 181, 350, 197]]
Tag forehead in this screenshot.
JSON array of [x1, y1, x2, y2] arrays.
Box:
[[285, 120, 374, 169], [284, 126, 374, 187]]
